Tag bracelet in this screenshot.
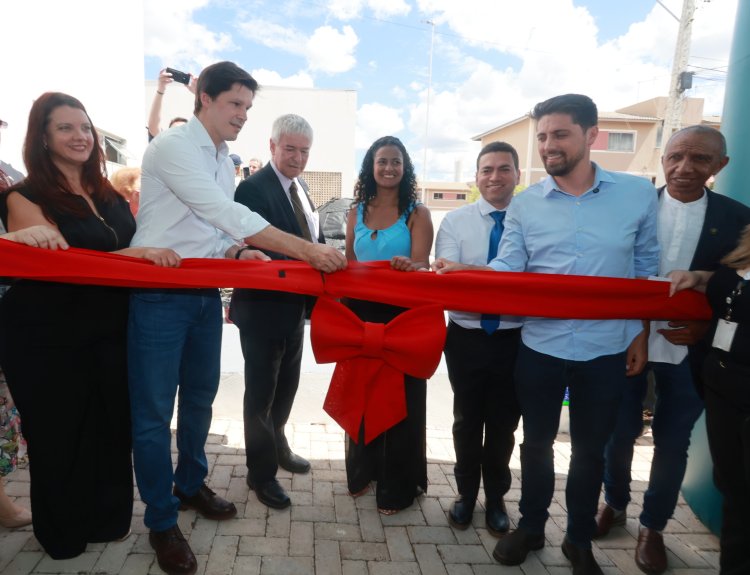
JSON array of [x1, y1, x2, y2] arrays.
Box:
[[235, 246, 252, 259], [156, 90, 165, 95]]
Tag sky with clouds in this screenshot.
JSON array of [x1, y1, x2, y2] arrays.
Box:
[[144, 0, 737, 181]]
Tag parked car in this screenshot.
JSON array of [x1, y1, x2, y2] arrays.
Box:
[[318, 197, 353, 253]]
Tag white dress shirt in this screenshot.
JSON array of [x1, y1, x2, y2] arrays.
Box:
[[435, 196, 522, 331], [648, 188, 708, 364], [132, 117, 269, 258], [269, 161, 320, 241]]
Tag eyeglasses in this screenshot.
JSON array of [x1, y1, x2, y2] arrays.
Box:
[[0, 120, 7, 129]]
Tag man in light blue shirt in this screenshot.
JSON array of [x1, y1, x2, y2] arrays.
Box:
[[434, 94, 659, 575]]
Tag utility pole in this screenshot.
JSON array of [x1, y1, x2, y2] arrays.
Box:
[[661, 0, 696, 150], [421, 20, 435, 202]]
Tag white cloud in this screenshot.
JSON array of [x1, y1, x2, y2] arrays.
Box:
[[251, 69, 315, 88], [237, 20, 358, 75], [144, 0, 233, 71], [404, 0, 737, 179], [307, 26, 359, 74], [327, 0, 410, 21], [356, 103, 404, 149]]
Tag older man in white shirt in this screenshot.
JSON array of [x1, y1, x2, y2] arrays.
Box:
[[598, 125, 750, 575]]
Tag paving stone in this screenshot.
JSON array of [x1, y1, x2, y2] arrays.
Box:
[[415, 543, 448, 575], [0, 551, 43, 575], [205, 535, 239, 575], [217, 517, 266, 537], [117, 553, 156, 575], [238, 536, 289, 556], [407, 525, 456, 545], [367, 561, 422, 575], [267, 506, 292, 538], [232, 555, 261, 575], [260, 555, 314, 575], [437, 544, 493, 564], [315, 539, 342, 575], [342, 559, 369, 575], [419, 495, 449, 527], [358, 508, 386, 543], [316, 522, 363, 542], [379, 508, 425, 527], [189, 517, 219, 555], [339, 541, 389, 561], [444, 564, 474, 575], [91, 536, 137, 574], [33, 552, 99, 573], [289, 521, 314, 557], [335, 494, 360, 524], [0, 531, 34, 571], [293, 504, 336, 523], [384, 526, 415, 562]]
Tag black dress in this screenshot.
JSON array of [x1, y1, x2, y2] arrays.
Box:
[[702, 264, 750, 575], [0, 186, 135, 559]]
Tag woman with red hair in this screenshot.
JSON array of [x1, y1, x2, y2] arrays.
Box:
[[0, 92, 179, 559]]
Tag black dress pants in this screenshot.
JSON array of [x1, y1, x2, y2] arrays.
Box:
[[239, 321, 304, 484], [703, 353, 750, 575], [443, 321, 521, 502]]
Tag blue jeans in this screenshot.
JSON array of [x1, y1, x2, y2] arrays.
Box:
[[128, 289, 222, 531], [515, 343, 628, 549], [603, 358, 704, 530]]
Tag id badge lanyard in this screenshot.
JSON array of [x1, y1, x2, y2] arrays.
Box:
[[713, 275, 749, 352]]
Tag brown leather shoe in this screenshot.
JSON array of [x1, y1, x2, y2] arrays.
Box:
[[174, 484, 237, 520], [594, 503, 626, 539], [149, 525, 197, 575], [635, 527, 668, 574]]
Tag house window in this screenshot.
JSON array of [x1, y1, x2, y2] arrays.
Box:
[[608, 132, 635, 152], [457, 194, 466, 200], [592, 130, 636, 153], [433, 192, 443, 200]]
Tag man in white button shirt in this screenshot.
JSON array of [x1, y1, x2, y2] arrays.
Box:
[[230, 114, 323, 509], [596, 126, 750, 575], [128, 61, 346, 575], [435, 142, 522, 537]]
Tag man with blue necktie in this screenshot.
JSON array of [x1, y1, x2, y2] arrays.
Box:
[[435, 142, 522, 537]]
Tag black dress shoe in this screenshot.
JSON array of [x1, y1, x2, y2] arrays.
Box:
[[561, 537, 603, 575], [247, 477, 291, 509], [485, 499, 510, 537], [149, 525, 197, 575], [277, 449, 311, 474], [174, 484, 237, 521], [447, 497, 475, 529], [492, 527, 545, 565]]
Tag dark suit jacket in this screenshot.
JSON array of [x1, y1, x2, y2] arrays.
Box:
[[230, 164, 324, 337], [657, 186, 750, 387]]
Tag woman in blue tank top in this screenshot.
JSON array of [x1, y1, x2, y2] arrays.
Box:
[[342, 136, 433, 514]]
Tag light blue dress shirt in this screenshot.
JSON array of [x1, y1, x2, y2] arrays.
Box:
[[488, 163, 659, 361]]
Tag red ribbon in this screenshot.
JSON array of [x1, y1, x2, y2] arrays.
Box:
[[311, 297, 445, 444]]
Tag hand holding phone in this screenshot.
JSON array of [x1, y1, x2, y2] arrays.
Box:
[[166, 67, 191, 85]]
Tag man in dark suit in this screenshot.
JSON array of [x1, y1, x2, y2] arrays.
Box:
[[230, 114, 325, 509], [596, 125, 750, 575]]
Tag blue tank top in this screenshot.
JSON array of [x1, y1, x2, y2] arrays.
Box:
[[352, 202, 415, 262]]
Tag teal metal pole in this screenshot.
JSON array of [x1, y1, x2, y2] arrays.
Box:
[[716, 0, 750, 206]]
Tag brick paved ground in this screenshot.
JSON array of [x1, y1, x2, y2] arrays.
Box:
[[1, 380, 720, 574]]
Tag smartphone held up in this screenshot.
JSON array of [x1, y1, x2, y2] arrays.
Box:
[[166, 67, 191, 85]]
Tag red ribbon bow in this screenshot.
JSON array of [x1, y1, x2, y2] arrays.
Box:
[[311, 297, 446, 444]]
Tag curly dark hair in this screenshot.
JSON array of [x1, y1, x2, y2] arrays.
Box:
[[352, 136, 418, 222]]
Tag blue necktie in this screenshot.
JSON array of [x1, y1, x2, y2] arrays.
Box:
[[481, 211, 505, 334]]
